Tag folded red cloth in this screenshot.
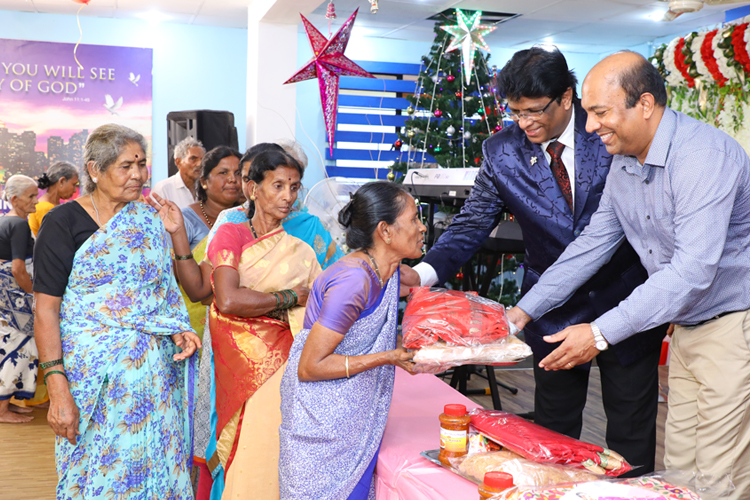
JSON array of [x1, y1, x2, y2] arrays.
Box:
[[470, 409, 632, 477], [402, 287, 510, 349]]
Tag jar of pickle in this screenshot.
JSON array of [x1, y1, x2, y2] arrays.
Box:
[[438, 404, 471, 466]]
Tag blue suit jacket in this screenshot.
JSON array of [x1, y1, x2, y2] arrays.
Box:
[[423, 102, 665, 366]]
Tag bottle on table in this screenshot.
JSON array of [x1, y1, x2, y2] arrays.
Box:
[[438, 403, 472, 466], [478, 471, 514, 499]]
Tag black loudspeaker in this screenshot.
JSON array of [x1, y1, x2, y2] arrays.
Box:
[[167, 110, 239, 176]]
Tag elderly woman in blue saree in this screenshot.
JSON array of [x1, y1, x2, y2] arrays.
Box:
[[33, 124, 200, 500], [279, 181, 425, 499]]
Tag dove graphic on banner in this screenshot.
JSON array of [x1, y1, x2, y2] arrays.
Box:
[[104, 94, 123, 115]]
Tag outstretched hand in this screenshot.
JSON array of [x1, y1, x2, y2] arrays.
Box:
[[538, 323, 599, 371], [145, 192, 184, 234], [399, 264, 421, 298]]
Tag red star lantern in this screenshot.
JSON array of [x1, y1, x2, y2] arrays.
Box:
[[284, 9, 375, 155]]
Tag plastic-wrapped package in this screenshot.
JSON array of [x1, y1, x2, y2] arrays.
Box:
[[453, 452, 600, 486], [488, 470, 735, 500], [412, 336, 532, 374], [403, 287, 510, 349], [470, 409, 632, 476]]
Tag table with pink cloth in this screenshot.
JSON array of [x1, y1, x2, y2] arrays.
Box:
[[375, 369, 479, 499]]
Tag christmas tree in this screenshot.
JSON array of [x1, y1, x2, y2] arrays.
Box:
[[389, 9, 504, 177]]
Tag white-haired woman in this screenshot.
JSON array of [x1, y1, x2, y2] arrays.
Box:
[[0, 174, 39, 423], [33, 123, 200, 499]]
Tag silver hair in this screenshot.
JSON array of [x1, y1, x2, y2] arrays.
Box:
[[276, 139, 308, 170], [174, 137, 205, 161], [37, 161, 78, 190], [2, 174, 37, 202], [80, 124, 148, 195]]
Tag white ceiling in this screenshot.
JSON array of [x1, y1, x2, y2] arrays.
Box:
[[2, 0, 749, 53]]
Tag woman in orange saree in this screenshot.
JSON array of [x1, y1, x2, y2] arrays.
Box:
[[204, 149, 320, 500]]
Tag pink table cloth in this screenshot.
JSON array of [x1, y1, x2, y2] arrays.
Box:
[[375, 370, 480, 499]]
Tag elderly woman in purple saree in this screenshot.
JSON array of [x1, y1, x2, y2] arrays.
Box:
[[279, 181, 426, 499]]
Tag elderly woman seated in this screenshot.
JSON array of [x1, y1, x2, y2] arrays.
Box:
[[33, 123, 200, 499]]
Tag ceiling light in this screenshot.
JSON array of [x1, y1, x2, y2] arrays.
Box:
[[135, 10, 172, 24], [646, 10, 666, 21]]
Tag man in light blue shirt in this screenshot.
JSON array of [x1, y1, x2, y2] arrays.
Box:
[[508, 51, 750, 498]]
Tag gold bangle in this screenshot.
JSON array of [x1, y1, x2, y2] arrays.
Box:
[[345, 355, 350, 379], [174, 254, 194, 261]]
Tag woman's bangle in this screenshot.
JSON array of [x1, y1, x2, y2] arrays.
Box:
[[288, 289, 298, 308], [281, 290, 292, 309], [44, 370, 68, 384], [174, 254, 194, 261], [272, 292, 281, 311], [40, 359, 63, 370], [345, 355, 350, 379]]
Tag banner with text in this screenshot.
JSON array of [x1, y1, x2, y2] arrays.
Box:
[[0, 38, 152, 198]]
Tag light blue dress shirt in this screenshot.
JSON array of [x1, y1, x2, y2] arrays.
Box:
[[518, 107, 750, 344]]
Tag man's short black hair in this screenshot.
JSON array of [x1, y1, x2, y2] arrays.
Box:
[[496, 46, 578, 102], [617, 51, 668, 108]]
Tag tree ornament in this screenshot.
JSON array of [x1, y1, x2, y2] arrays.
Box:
[[406, 106, 415, 115], [325, 0, 336, 19], [369, 0, 379, 14], [394, 139, 403, 151], [284, 9, 375, 155], [434, 109, 443, 118], [446, 74, 455, 82], [474, 156, 482, 164], [446, 125, 456, 137], [435, 145, 442, 153], [463, 131, 472, 140], [441, 9, 497, 85], [407, 129, 416, 138], [455, 91, 462, 98], [477, 107, 485, 115], [387, 171, 396, 181], [494, 125, 502, 132], [431, 75, 440, 83]]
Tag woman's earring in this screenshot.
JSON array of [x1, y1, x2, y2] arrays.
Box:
[[92, 178, 98, 184], [250, 185, 256, 201], [386, 238, 392, 244]]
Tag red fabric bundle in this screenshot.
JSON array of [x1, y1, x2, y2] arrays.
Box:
[[402, 287, 510, 349], [470, 409, 632, 477]]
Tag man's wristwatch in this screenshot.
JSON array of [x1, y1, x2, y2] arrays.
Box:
[[591, 322, 609, 351]]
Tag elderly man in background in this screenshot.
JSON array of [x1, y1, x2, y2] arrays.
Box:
[[508, 51, 750, 499], [151, 136, 206, 209]]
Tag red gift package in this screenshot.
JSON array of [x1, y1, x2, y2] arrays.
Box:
[[402, 287, 510, 349]]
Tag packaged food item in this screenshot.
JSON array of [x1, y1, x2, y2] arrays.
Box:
[[469, 409, 632, 476], [412, 336, 532, 374], [479, 472, 514, 499], [455, 452, 599, 486], [439, 404, 472, 466], [455, 451, 525, 481], [403, 287, 510, 349], [487, 472, 721, 500]]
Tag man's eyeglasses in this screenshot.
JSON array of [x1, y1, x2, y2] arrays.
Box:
[[506, 97, 556, 122]]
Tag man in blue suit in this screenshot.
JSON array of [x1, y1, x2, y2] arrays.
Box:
[[402, 47, 666, 474]]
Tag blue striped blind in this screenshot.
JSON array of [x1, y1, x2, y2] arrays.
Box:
[[327, 60, 435, 179]]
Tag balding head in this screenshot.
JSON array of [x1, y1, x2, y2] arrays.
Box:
[[581, 51, 666, 164]]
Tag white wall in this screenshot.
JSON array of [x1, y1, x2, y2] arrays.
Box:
[[0, 9, 247, 185]]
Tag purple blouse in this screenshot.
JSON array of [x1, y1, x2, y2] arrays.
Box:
[[302, 256, 385, 334]]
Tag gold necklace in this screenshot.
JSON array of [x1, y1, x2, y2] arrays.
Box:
[[363, 249, 384, 287], [199, 201, 214, 228]]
